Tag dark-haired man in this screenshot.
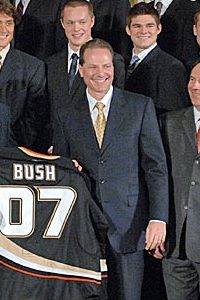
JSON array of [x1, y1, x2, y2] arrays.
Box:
[[125, 2, 189, 115], [0, 0, 49, 151]]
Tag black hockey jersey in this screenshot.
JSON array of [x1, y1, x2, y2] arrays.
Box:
[[0, 147, 108, 300]]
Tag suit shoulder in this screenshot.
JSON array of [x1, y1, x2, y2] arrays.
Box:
[[161, 107, 192, 123], [11, 49, 43, 63], [113, 52, 124, 62], [45, 49, 66, 65], [114, 87, 153, 106], [156, 47, 185, 67], [10, 49, 44, 67]]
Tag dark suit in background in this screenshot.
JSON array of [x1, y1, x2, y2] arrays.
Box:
[[149, 0, 200, 65], [161, 107, 200, 300], [10, 0, 66, 60], [0, 48, 49, 151], [91, 0, 132, 59], [46, 48, 125, 116], [53, 87, 169, 300], [160, 61, 200, 300], [125, 46, 190, 115]]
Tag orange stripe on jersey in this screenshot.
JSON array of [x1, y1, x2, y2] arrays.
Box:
[[0, 260, 101, 285]]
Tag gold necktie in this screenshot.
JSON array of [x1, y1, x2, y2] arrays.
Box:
[[94, 102, 106, 148]]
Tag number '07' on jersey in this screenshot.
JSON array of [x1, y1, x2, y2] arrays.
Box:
[[0, 147, 108, 300]]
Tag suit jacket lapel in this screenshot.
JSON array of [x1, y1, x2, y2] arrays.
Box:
[[160, 0, 181, 19], [101, 88, 127, 153], [57, 49, 68, 84], [127, 46, 159, 78], [70, 72, 85, 98], [0, 49, 20, 85], [74, 88, 128, 153], [182, 107, 196, 152], [74, 95, 100, 151], [25, 0, 43, 14]]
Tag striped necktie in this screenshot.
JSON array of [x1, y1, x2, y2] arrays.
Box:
[[126, 55, 140, 80], [155, 1, 163, 15], [68, 53, 78, 90], [16, 0, 24, 23]]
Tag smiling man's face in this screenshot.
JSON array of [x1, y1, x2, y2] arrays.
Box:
[[79, 47, 114, 100], [126, 14, 161, 54], [61, 5, 94, 52], [0, 12, 14, 51], [188, 63, 200, 111]]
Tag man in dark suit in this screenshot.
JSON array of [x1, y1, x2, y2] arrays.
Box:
[[0, 1, 49, 151], [91, 0, 131, 59], [161, 60, 200, 300], [149, 0, 200, 66], [46, 0, 125, 118], [10, 0, 66, 60], [53, 38, 169, 300], [125, 3, 190, 115]]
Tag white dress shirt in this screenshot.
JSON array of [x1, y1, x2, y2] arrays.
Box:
[[87, 86, 113, 125], [193, 106, 200, 132], [131, 43, 157, 67], [0, 44, 10, 64]]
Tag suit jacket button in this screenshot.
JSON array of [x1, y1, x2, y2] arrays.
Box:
[[100, 179, 105, 184], [195, 160, 199, 164], [184, 206, 188, 210], [191, 181, 196, 186], [99, 159, 104, 164]]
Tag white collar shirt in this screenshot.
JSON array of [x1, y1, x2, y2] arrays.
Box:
[[132, 43, 157, 66], [193, 106, 200, 132], [0, 44, 10, 64], [87, 85, 113, 125], [68, 44, 80, 74]]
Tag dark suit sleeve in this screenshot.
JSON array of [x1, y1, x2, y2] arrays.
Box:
[[140, 98, 169, 222], [113, 52, 125, 89], [13, 60, 50, 152], [52, 109, 70, 157]]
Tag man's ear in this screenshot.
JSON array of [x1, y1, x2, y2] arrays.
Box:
[[157, 23, 162, 35], [79, 65, 83, 78], [91, 16, 95, 28], [126, 25, 131, 37], [60, 18, 65, 30], [194, 25, 197, 36]]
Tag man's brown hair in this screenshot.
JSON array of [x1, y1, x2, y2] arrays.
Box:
[[0, 0, 16, 21], [61, 0, 94, 19], [79, 38, 114, 65], [126, 2, 160, 28]]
